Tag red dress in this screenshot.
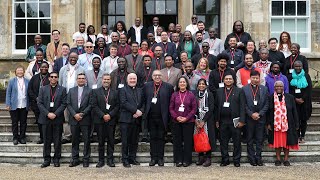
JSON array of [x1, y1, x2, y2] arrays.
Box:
[[269, 131, 299, 150]]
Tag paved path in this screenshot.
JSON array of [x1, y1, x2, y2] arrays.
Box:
[[0, 162, 320, 180]]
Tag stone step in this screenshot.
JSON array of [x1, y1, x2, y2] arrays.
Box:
[[0, 151, 319, 164], [309, 114, 320, 123], [307, 122, 320, 131], [0, 124, 39, 132], [0, 116, 36, 124]]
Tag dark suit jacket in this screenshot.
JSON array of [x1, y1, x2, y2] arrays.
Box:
[[191, 53, 217, 70], [243, 84, 269, 123], [28, 73, 50, 112], [143, 81, 174, 128], [91, 87, 119, 125], [127, 26, 148, 43], [53, 57, 68, 74], [177, 40, 200, 61], [214, 86, 246, 123], [67, 86, 92, 126], [125, 54, 143, 71], [110, 68, 135, 90], [119, 85, 144, 124], [152, 42, 178, 60], [70, 47, 85, 55], [37, 85, 67, 125], [93, 47, 110, 59]]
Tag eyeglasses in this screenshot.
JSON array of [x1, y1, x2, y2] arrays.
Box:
[[86, 46, 93, 48], [50, 76, 58, 78], [202, 46, 209, 48], [102, 28, 107, 29], [77, 78, 86, 79], [192, 17, 197, 19], [153, 74, 162, 77]]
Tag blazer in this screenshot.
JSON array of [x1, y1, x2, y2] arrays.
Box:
[[70, 47, 85, 55], [91, 87, 119, 125], [119, 85, 144, 124], [37, 85, 67, 125], [25, 60, 53, 80], [93, 47, 110, 59], [125, 54, 143, 71], [6, 77, 29, 111], [58, 65, 85, 89], [152, 42, 178, 60], [191, 53, 217, 70], [27, 73, 50, 112], [221, 48, 244, 70], [46, 41, 64, 63], [143, 81, 174, 128], [160, 67, 182, 87], [85, 69, 104, 89], [110, 68, 135, 90], [127, 26, 148, 43], [214, 86, 246, 124], [67, 86, 92, 126], [177, 41, 200, 61], [53, 56, 68, 74], [243, 84, 269, 123]]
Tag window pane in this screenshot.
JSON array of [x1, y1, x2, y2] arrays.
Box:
[[194, 0, 206, 14], [39, 3, 50, 17], [144, 0, 154, 14], [15, 35, 26, 49], [297, 1, 306, 16], [272, 1, 283, 16], [108, 0, 115, 15], [166, 1, 177, 14], [116, 16, 125, 23], [297, 19, 307, 32], [27, 3, 38, 17], [116, 1, 125, 14], [290, 33, 296, 43], [15, 3, 25, 17], [40, 19, 51, 33], [271, 33, 280, 40], [108, 16, 116, 29], [206, 0, 219, 14], [27, 35, 35, 48], [155, 1, 165, 14], [271, 19, 282, 32], [297, 33, 307, 48], [285, 1, 295, 16], [41, 35, 51, 45], [198, 15, 205, 23], [27, 19, 38, 33], [284, 19, 295, 32], [205, 15, 219, 29], [15, 19, 26, 33]]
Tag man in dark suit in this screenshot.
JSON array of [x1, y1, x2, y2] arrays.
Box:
[[119, 73, 144, 167], [125, 42, 143, 71], [221, 36, 244, 71], [110, 57, 135, 90], [243, 70, 269, 166], [191, 42, 217, 70], [37, 72, 67, 168], [153, 31, 178, 60], [127, 17, 148, 44], [91, 73, 119, 168], [53, 43, 70, 74], [67, 73, 92, 168], [215, 73, 245, 167], [147, 16, 160, 35], [152, 46, 165, 70], [143, 70, 174, 166]]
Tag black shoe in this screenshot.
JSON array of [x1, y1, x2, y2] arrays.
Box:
[[53, 162, 60, 167], [196, 156, 205, 166], [175, 162, 183, 167], [107, 160, 115, 167], [40, 162, 50, 168], [257, 160, 264, 166], [123, 161, 131, 168], [275, 160, 281, 166], [69, 160, 80, 167], [114, 139, 121, 144], [250, 161, 257, 166], [158, 159, 164, 166], [203, 158, 211, 167], [83, 162, 89, 168], [283, 161, 291, 166], [149, 160, 157, 166], [129, 159, 140, 165], [96, 161, 105, 168], [182, 162, 190, 167], [234, 163, 240, 167], [36, 139, 43, 144], [220, 161, 230, 166], [19, 138, 26, 144], [13, 139, 18, 145], [61, 139, 71, 144]]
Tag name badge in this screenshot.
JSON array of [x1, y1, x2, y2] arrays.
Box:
[[295, 89, 301, 94], [35, 72, 39, 75], [237, 42, 242, 46], [289, 69, 294, 74], [152, 97, 157, 104], [254, 100, 258, 106], [92, 84, 98, 89], [118, 84, 124, 88], [50, 102, 54, 108], [223, 102, 230, 107], [247, 79, 251, 84], [219, 83, 225, 88], [106, 103, 111, 110], [178, 106, 185, 112], [231, 60, 235, 65]]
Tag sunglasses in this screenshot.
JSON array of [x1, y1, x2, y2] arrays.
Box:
[[202, 46, 209, 48], [192, 17, 197, 19], [86, 46, 93, 48], [50, 76, 58, 78]]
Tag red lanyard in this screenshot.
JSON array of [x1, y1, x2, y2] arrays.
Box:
[[163, 43, 168, 53], [144, 67, 152, 82], [118, 71, 126, 83], [156, 59, 161, 70], [179, 91, 187, 105], [86, 54, 92, 65], [110, 56, 117, 70], [99, 48, 104, 58], [250, 85, 259, 100], [131, 56, 137, 70], [40, 75, 47, 86], [230, 49, 235, 60], [272, 74, 279, 82], [224, 87, 233, 102], [103, 35, 108, 42], [290, 54, 298, 68], [202, 53, 209, 59], [235, 33, 242, 42], [120, 45, 128, 57], [93, 70, 99, 83], [78, 48, 83, 55], [219, 69, 225, 82], [50, 86, 57, 102], [200, 70, 210, 80], [104, 88, 110, 103], [153, 82, 162, 97], [69, 66, 76, 77], [209, 39, 216, 49], [35, 62, 41, 71]]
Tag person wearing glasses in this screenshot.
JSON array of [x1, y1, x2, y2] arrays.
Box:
[[77, 42, 100, 70], [46, 29, 64, 64], [191, 41, 217, 70], [37, 72, 67, 168]]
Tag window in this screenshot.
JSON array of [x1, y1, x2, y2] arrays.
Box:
[[271, 0, 310, 52], [12, 0, 51, 54], [144, 0, 177, 15], [193, 0, 220, 35], [101, 0, 125, 32]]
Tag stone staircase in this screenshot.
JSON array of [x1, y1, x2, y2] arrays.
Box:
[[0, 104, 320, 164]]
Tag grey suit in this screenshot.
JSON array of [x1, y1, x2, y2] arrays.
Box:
[[85, 69, 104, 89], [160, 67, 182, 87], [59, 65, 85, 92], [125, 54, 143, 72]]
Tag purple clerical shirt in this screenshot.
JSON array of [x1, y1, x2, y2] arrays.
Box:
[[169, 90, 197, 123]]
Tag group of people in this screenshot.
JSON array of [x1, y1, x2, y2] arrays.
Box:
[[5, 15, 313, 168]]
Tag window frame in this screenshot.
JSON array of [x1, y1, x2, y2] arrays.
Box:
[[270, 0, 311, 52], [12, 0, 52, 55], [101, 0, 125, 32]]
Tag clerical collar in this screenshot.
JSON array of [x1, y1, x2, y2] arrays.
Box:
[[94, 69, 99, 73], [219, 67, 226, 71], [145, 66, 150, 70], [162, 42, 167, 44], [119, 69, 125, 73], [251, 84, 257, 88], [132, 54, 138, 57], [51, 84, 57, 88], [104, 87, 109, 91], [259, 60, 267, 64], [78, 86, 84, 89], [226, 87, 231, 90], [36, 60, 43, 64]]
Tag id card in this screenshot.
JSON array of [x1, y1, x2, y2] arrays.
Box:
[[92, 84, 98, 89], [247, 79, 251, 84], [253, 100, 258, 106], [106, 103, 111, 110], [118, 84, 124, 88], [178, 106, 185, 112], [151, 97, 157, 104], [50, 102, 54, 108], [231, 60, 235, 65], [295, 89, 301, 94], [223, 102, 230, 107], [289, 69, 294, 74], [219, 83, 225, 88]]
